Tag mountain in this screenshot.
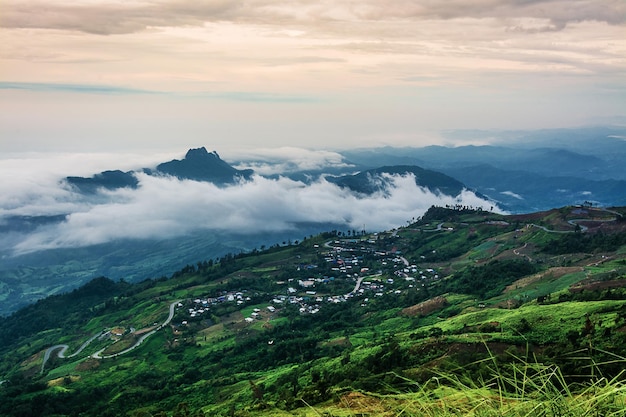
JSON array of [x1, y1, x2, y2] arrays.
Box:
[[66, 170, 138, 193], [65, 147, 254, 193], [440, 164, 626, 212], [1, 205, 625, 416], [342, 145, 615, 180], [326, 165, 466, 196], [339, 128, 626, 213], [154, 147, 254, 183]]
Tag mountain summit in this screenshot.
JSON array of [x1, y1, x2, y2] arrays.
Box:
[[156, 147, 253, 183], [66, 147, 254, 192]]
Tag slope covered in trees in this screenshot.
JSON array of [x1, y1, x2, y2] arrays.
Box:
[[0, 205, 625, 416]]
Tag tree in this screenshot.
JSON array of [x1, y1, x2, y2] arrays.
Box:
[[429, 327, 443, 338]]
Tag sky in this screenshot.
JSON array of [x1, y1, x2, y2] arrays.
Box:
[[0, 1, 625, 255], [1, 0, 625, 155]]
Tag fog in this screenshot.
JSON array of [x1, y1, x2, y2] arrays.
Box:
[[230, 147, 354, 175], [0, 152, 499, 256]]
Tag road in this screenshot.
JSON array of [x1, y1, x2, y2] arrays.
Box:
[[513, 243, 532, 262], [41, 300, 180, 371], [422, 223, 444, 232], [41, 331, 105, 374], [530, 221, 587, 234], [91, 300, 179, 359], [347, 276, 364, 296]]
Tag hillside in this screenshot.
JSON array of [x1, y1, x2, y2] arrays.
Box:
[[1, 205, 626, 416], [326, 165, 466, 196]]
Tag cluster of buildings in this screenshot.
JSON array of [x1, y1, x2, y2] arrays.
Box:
[[177, 236, 443, 325], [185, 291, 252, 318]]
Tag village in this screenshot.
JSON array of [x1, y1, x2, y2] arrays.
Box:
[[177, 233, 442, 327]]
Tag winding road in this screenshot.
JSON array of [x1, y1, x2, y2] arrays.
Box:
[[40, 300, 180, 373], [41, 331, 105, 374], [91, 300, 179, 359], [422, 223, 445, 232]]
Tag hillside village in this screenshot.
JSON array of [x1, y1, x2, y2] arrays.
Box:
[[177, 233, 442, 327], [170, 205, 625, 336]]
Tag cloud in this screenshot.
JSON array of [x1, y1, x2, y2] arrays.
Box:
[[0, 151, 176, 216], [0, 81, 161, 95], [2, 1, 623, 35], [0, 82, 322, 102], [501, 190, 524, 200], [2, 170, 499, 255], [230, 147, 353, 175]]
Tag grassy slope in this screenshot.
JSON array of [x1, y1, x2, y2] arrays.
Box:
[[0, 206, 625, 416]]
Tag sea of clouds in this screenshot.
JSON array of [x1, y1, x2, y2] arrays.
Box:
[[0, 149, 499, 256]]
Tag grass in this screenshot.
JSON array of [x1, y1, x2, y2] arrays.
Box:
[[259, 349, 626, 417]]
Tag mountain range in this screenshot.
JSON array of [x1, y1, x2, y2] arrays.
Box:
[[1, 126, 625, 317], [338, 126, 626, 211]]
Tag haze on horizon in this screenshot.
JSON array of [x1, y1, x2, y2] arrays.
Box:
[[1, 0, 625, 154]]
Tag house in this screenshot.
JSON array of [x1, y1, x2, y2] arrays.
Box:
[[298, 279, 315, 288]]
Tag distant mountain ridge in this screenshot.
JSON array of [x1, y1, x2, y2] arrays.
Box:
[[340, 128, 626, 210], [65, 147, 253, 192], [326, 165, 466, 196]]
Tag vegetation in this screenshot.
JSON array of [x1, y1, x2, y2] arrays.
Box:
[[1, 205, 625, 416]]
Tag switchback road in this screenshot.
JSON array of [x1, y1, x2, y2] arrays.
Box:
[[40, 300, 179, 373]]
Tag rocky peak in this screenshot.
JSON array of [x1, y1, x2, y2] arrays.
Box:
[[184, 147, 220, 160]]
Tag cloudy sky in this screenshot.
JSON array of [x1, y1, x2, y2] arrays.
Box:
[[2, 0, 625, 273], [1, 0, 625, 155]]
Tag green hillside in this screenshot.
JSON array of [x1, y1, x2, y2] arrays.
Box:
[[1, 205, 626, 416]]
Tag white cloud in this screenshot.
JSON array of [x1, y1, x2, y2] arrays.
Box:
[[501, 190, 524, 200], [229, 147, 353, 175], [3, 171, 499, 255]]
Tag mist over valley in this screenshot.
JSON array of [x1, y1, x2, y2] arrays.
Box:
[[1, 127, 625, 315]]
